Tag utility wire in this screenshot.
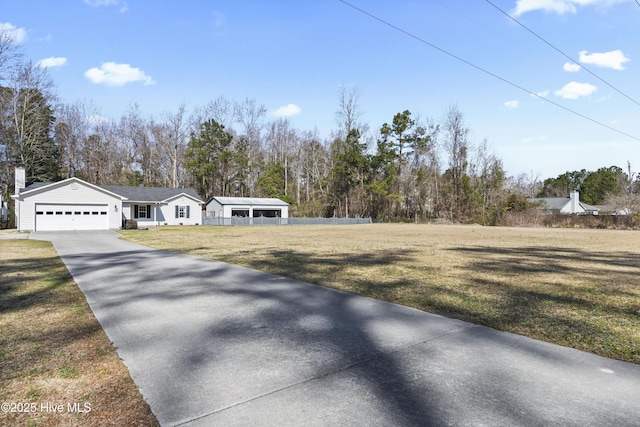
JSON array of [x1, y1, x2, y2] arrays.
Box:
[[337, 0, 640, 142], [484, 0, 640, 108]]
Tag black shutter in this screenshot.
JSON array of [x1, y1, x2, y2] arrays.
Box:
[[186, 206, 190, 218], [134, 205, 139, 218], [147, 205, 151, 219], [175, 205, 179, 218]]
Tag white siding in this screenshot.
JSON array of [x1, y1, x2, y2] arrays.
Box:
[[205, 198, 289, 218], [160, 196, 202, 225], [126, 197, 202, 227], [17, 180, 122, 231]]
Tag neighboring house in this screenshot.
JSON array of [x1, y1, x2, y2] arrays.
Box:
[[11, 169, 204, 231], [206, 196, 289, 219], [528, 190, 599, 215]]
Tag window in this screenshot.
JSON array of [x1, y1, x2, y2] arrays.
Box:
[[134, 204, 151, 219], [175, 205, 190, 219]]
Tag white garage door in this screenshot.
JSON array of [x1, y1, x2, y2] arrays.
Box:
[[35, 204, 109, 231]]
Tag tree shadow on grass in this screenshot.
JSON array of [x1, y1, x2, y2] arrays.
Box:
[[0, 252, 73, 314], [36, 234, 640, 425], [445, 245, 640, 362], [50, 243, 464, 426]]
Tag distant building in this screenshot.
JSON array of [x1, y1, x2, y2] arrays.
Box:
[[206, 197, 289, 219], [528, 191, 599, 215]]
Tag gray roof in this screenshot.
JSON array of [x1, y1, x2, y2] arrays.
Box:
[[528, 197, 599, 213], [22, 182, 49, 192], [528, 197, 570, 211], [209, 196, 289, 206], [22, 180, 202, 203], [101, 185, 203, 203]]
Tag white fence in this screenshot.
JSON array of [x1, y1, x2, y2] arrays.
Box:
[[203, 216, 372, 226]]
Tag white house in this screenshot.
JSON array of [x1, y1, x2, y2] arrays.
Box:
[[12, 169, 204, 231], [528, 190, 599, 215], [206, 196, 289, 219]]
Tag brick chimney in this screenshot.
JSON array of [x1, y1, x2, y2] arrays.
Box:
[[15, 167, 26, 195]]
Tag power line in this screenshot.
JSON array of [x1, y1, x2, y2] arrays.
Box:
[[484, 0, 640, 109], [336, 0, 640, 142]]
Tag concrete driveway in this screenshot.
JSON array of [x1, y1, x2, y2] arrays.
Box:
[[32, 230, 640, 426]]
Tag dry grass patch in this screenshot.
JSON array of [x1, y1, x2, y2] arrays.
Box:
[[121, 224, 640, 364], [0, 240, 158, 427]]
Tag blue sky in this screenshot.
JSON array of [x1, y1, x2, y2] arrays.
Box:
[[2, 0, 639, 179]]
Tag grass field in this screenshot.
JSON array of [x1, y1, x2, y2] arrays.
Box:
[[0, 239, 158, 427], [121, 223, 640, 364]]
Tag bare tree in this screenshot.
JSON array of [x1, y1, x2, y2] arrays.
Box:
[[1, 60, 59, 183], [55, 100, 105, 179], [233, 97, 266, 195], [335, 86, 365, 139], [264, 118, 298, 197], [157, 104, 189, 187], [0, 29, 23, 84], [441, 105, 472, 221]]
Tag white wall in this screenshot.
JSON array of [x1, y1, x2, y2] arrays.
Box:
[[159, 196, 202, 226], [15, 180, 122, 231], [128, 196, 202, 227], [205, 200, 289, 218]]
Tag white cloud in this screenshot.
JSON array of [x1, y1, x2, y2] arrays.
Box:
[[579, 50, 629, 70], [504, 100, 519, 109], [84, 62, 155, 87], [532, 90, 549, 98], [273, 104, 301, 117], [563, 62, 581, 72], [84, 0, 117, 6], [513, 0, 626, 16], [84, 0, 128, 12], [0, 22, 27, 43], [36, 57, 67, 69], [554, 81, 597, 99]]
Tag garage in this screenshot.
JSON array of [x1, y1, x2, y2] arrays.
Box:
[[35, 204, 109, 231], [206, 197, 289, 219]]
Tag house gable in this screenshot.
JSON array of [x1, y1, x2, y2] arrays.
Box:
[[13, 178, 124, 231], [16, 177, 126, 201]]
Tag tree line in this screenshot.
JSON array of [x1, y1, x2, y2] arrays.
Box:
[[2, 30, 639, 226]]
